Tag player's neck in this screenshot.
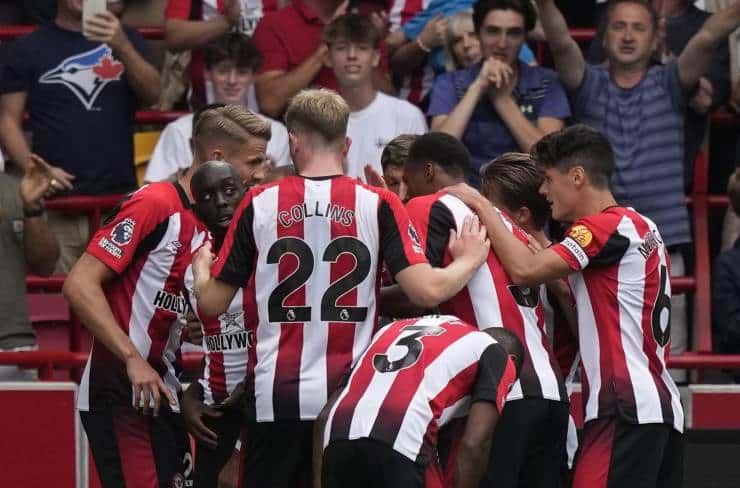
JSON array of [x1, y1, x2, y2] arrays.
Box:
[[55, 10, 82, 32], [340, 83, 377, 112], [178, 170, 195, 204], [295, 151, 345, 178], [573, 188, 618, 220]]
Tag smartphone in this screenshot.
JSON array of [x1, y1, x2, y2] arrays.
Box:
[[82, 0, 107, 39]]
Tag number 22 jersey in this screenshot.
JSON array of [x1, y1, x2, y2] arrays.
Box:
[[211, 175, 428, 422]]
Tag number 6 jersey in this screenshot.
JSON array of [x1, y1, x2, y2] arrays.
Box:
[[211, 175, 427, 422], [550, 206, 684, 432]]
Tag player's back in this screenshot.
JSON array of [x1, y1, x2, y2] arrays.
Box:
[[325, 315, 512, 465], [407, 192, 566, 403], [214, 175, 426, 422]]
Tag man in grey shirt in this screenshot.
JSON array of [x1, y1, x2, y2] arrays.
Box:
[[0, 155, 60, 380], [534, 0, 740, 368]]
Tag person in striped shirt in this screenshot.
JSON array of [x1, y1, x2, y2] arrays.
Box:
[[191, 88, 491, 487], [447, 124, 685, 488]]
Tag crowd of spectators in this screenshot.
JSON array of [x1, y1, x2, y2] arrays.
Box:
[[0, 0, 739, 377]]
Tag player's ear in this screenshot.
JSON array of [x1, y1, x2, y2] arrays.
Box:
[[570, 166, 585, 188], [210, 148, 225, 161], [515, 206, 531, 228]]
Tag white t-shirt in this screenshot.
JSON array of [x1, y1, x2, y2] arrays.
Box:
[[345, 92, 428, 179], [144, 113, 291, 183]]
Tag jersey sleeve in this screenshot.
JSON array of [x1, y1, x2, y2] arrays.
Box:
[[471, 343, 518, 415], [87, 187, 172, 274], [0, 37, 32, 94], [550, 214, 627, 271], [165, 0, 192, 20], [253, 17, 289, 74], [378, 191, 429, 277], [211, 194, 257, 287], [406, 198, 455, 268]]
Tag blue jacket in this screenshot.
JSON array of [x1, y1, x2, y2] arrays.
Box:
[[712, 237, 740, 352]]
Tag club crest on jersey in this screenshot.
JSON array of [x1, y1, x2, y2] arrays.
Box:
[[568, 225, 593, 248], [39, 45, 124, 110], [408, 223, 423, 254], [110, 218, 135, 246]]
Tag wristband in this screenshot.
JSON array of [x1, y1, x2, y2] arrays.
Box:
[[416, 37, 432, 53], [23, 202, 45, 218]]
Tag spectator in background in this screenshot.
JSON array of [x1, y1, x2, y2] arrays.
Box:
[[253, 0, 395, 118], [713, 168, 740, 363], [0, 156, 60, 381], [428, 0, 570, 187], [442, 10, 483, 72], [381, 133, 418, 199], [144, 33, 291, 183], [324, 14, 427, 178], [0, 0, 160, 272], [587, 0, 731, 190], [164, 0, 281, 109], [534, 0, 740, 376]]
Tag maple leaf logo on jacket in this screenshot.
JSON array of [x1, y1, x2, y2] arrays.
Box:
[[39, 45, 125, 110]]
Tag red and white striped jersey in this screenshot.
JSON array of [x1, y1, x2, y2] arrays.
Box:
[[184, 243, 253, 406], [551, 206, 684, 432], [212, 175, 428, 421], [325, 315, 517, 465], [388, 0, 435, 104], [406, 192, 567, 403], [78, 182, 206, 412]]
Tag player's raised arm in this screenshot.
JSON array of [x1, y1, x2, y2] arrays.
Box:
[[533, 0, 585, 91], [446, 183, 570, 287], [677, 0, 740, 93], [394, 215, 491, 308]]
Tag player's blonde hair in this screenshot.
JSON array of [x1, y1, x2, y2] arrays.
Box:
[[284, 89, 349, 148], [192, 105, 271, 159]]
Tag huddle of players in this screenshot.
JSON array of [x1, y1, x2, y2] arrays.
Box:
[[64, 88, 683, 488]]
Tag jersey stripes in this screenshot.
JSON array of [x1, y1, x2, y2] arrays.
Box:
[[212, 175, 427, 421], [79, 182, 205, 412], [326, 315, 515, 465], [551, 207, 684, 432], [406, 193, 567, 403]]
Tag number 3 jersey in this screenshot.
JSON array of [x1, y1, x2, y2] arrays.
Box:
[[325, 315, 517, 465], [406, 192, 567, 403], [550, 206, 684, 432], [211, 175, 428, 422]]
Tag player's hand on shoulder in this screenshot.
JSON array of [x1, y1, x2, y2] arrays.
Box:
[[182, 382, 222, 449], [193, 241, 216, 279], [444, 182, 487, 211], [448, 215, 490, 265], [126, 353, 176, 417]]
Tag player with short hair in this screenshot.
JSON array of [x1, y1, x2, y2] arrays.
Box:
[[380, 134, 418, 199], [63, 105, 270, 488], [446, 124, 685, 488], [392, 133, 569, 488], [319, 315, 522, 488], [191, 88, 491, 487]]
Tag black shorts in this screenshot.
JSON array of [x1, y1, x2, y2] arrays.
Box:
[[482, 397, 570, 488], [240, 420, 314, 488], [322, 438, 425, 488], [194, 405, 243, 488], [80, 406, 192, 488], [572, 416, 684, 488]]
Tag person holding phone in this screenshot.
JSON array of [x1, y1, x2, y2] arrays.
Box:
[[0, 0, 160, 272]]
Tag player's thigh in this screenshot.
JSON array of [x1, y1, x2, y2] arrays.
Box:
[[242, 420, 313, 488], [143, 408, 193, 488], [322, 440, 364, 488], [80, 410, 126, 488], [519, 400, 570, 488], [194, 408, 242, 488], [573, 417, 672, 488], [656, 428, 685, 488]]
